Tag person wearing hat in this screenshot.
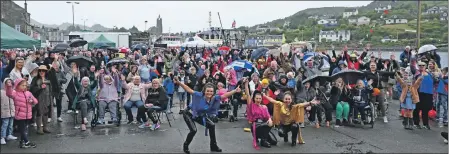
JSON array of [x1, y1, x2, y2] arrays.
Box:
[[344, 48, 367, 70], [331, 60, 348, 75], [30, 65, 53, 135], [256, 78, 276, 116]]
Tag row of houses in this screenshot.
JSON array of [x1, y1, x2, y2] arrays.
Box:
[[245, 35, 283, 48]]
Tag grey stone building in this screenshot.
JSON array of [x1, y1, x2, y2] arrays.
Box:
[[1, 0, 31, 35]]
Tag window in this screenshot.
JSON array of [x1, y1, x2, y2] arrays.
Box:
[[15, 25, 21, 32]]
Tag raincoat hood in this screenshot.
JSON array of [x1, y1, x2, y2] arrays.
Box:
[[2, 78, 12, 89], [13, 78, 26, 91]]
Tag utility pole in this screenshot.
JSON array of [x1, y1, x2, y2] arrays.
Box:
[[417, 0, 422, 47], [81, 19, 88, 30]]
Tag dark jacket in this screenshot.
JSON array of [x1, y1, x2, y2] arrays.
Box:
[[330, 86, 351, 108], [350, 86, 373, 104], [146, 87, 169, 109], [72, 77, 97, 109], [363, 71, 395, 89]]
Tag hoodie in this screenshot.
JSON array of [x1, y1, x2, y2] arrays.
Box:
[[1, 78, 15, 118], [5, 78, 38, 120], [97, 74, 119, 102]]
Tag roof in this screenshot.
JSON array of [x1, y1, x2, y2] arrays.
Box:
[[68, 31, 131, 35], [319, 30, 349, 35], [344, 8, 357, 12], [1, 22, 41, 49]]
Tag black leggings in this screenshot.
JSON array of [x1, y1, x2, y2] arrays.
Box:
[[266, 103, 274, 116], [146, 105, 165, 124], [250, 122, 276, 144], [16, 120, 29, 143], [182, 111, 217, 146], [55, 95, 62, 117], [279, 123, 299, 143], [413, 93, 433, 126], [309, 106, 322, 123]]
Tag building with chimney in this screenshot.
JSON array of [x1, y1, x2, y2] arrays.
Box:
[[1, 0, 31, 35]]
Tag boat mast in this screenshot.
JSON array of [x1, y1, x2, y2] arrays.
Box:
[[217, 12, 227, 46]]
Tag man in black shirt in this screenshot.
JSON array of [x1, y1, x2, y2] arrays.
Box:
[[364, 61, 395, 123]]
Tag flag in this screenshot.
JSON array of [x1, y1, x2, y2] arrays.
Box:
[[384, 10, 389, 15], [232, 20, 236, 28]]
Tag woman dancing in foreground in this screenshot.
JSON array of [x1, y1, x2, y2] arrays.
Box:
[[173, 77, 241, 154]]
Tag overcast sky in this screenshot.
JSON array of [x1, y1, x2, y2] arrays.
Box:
[[16, 1, 371, 33]]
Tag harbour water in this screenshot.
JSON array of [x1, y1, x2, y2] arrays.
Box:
[[330, 51, 448, 68]]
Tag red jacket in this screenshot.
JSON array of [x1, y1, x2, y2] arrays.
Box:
[[256, 85, 275, 105]]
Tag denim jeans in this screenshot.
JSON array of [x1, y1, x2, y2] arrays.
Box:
[[1, 117, 14, 138], [124, 100, 146, 122], [437, 94, 448, 123]]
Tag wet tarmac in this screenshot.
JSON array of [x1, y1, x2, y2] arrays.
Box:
[[0, 96, 447, 153]]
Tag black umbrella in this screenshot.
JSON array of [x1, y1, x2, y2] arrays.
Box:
[[106, 47, 119, 52], [51, 43, 70, 53], [107, 57, 129, 66], [331, 70, 365, 85], [250, 47, 269, 60], [132, 44, 148, 51], [69, 39, 88, 47], [66, 55, 94, 68], [302, 75, 332, 86]]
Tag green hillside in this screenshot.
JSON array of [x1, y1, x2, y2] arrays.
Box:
[[252, 0, 448, 47]]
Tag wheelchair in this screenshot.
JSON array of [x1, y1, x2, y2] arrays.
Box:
[[372, 96, 389, 119], [349, 102, 375, 129], [217, 100, 234, 122], [90, 99, 123, 128]]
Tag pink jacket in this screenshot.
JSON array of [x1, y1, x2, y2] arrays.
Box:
[[122, 80, 152, 103], [6, 78, 38, 120], [227, 69, 237, 86], [217, 88, 229, 102]]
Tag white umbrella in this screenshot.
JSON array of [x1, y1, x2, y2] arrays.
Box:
[[418, 44, 437, 54], [267, 49, 281, 57]]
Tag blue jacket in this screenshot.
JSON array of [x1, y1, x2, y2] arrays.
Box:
[[418, 73, 435, 94], [437, 77, 448, 95], [163, 78, 175, 94]]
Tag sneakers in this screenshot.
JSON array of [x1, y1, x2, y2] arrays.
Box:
[[1, 138, 5, 145], [57, 117, 64, 122], [97, 119, 105, 125], [138, 123, 151, 129], [439, 122, 444, 128], [335, 119, 341, 127], [81, 124, 86, 131], [32, 123, 37, 127], [20, 141, 37, 148], [7, 135, 17, 140], [67, 110, 73, 114], [150, 123, 160, 130], [299, 123, 305, 128], [47, 118, 52, 123], [383, 116, 388, 123], [422, 125, 431, 130], [444, 139, 448, 144], [127, 121, 133, 125]]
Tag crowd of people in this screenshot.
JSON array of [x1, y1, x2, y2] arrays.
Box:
[[0, 44, 447, 152]]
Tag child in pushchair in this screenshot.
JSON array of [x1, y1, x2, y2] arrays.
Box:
[[217, 82, 232, 121]]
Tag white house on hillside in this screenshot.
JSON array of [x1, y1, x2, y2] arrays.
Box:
[[308, 15, 319, 20], [441, 11, 448, 21], [318, 19, 338, 25], [385, 15, 408, 24], [348, 16, 371, 26], [343, 8, 358, 18], [319, 30, 351, 42], [374, 4, 392, 13], [425, 6, 448, 14]]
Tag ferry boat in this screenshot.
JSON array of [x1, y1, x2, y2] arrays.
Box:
[[153, 35, 183, 49], [197, 27, 223, 47]]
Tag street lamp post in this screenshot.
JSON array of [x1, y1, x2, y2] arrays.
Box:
[[66, 1, 80, 30], [81, 19, 88, 30]]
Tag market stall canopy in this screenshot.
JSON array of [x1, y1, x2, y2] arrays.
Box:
[[87, 34, 116, 49], [181, 36, 214, 48], [1, 22, 41, 49]]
